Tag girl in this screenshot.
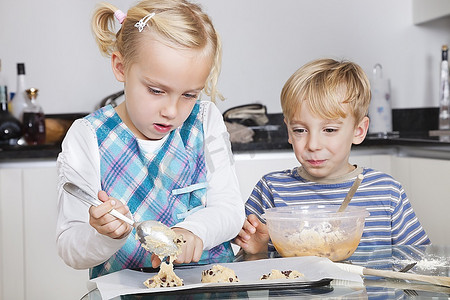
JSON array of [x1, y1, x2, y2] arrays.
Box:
[[56, 0, 245, 278]]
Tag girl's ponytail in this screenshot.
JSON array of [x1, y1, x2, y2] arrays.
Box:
[[91, 2, 120, 57]]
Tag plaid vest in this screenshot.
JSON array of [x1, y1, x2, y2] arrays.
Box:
[[86, 102, 233, 278]]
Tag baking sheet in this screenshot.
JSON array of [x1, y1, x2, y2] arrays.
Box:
[[88, 256, 363, 300]]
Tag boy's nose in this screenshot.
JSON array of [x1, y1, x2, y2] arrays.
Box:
[[306, 133, 322, 151]]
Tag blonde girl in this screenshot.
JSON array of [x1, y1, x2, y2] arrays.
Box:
[[56, 0, 245, 278]]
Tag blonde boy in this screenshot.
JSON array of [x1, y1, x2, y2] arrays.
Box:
[[235, 58, 430, 254]]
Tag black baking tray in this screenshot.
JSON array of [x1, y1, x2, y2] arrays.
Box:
[[119, 278, 333, 298]]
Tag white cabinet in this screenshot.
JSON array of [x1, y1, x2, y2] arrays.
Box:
[[349, 153, 392, 175], [0, 168, 25, 299], [234, 151, 299, 202], [391, 156, 450, 246], [412, 0, 450, 24], [0, 162, 88, 300]]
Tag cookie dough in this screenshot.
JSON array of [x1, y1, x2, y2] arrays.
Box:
[[260, 269, 305, 280], [143, 235, 186, 289], [143, 260, 184, 288], [272, 223, 361, 261], [201, 264, 240, 283]]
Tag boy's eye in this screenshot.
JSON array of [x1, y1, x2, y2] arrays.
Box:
[[292, 128, 306, 133], [324, 128, 337, 133]]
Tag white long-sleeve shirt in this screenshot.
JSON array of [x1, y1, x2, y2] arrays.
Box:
[[56, 101, 245, 270]]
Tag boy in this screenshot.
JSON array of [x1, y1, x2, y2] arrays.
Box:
[[234, 58, 430, 254]]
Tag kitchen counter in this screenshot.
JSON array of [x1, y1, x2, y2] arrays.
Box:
[[2, 107, 450, 162], [231, 131, 450, 151], [0, 143, 62, 161], [0, 112, 87, 163], [3, 131, 450, 162], [230, 107, 450, 160]]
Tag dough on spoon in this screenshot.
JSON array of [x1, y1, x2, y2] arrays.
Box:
[[137, 224, 184, 257]]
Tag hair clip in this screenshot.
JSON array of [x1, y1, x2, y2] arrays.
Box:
[[134, 12, 155, 32], [114, 9, 127, 24]]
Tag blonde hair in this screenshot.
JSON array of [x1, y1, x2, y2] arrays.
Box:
[[281, 58, 371, 124], [92, 0, 223, 102]]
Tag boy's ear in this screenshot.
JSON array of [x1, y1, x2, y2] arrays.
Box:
[[111, 51, 125, 82], [284, 118, 293, 145], [353, 116, 369, 145]]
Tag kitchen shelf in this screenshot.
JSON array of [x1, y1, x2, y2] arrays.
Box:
[[412, 0, 450, 25]]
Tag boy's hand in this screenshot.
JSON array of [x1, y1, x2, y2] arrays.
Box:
[[88, 190, 132, 239], [151, 228, 203, 268], [234, 214, 270, 254]]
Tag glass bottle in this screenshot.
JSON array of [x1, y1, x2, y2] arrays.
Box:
[[22, 88, 46, 145], [12, 62, 28, 122], [439, 45, 450, 131], [0, 60, 22, 145]]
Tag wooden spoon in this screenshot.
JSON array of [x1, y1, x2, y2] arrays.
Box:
[[337, 173, 364, 212], [335, 262, 450, 287]]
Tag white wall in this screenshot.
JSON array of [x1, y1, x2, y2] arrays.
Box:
[[1, 0, 450, 115]]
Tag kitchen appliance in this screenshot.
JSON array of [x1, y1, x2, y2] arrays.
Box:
[[223, 104, 269, 126], [368, 64, 393, 137], [97, 90, 124, 109]]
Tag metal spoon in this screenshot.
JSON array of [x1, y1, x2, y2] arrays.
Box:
[[62, 182, 179, 257]]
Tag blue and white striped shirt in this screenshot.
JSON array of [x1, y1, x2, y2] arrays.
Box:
[[245, 166, 430, 246]]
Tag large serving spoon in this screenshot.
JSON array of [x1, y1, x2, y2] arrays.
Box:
[[62, 182, 179, 257]]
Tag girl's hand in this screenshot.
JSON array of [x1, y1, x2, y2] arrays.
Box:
[[150, 227, 203, 268], [88, 190, 132, 239], [233, 214, 270, 254]]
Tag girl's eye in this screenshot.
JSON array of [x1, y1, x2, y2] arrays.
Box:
[[148, 87, 164, 95], [183, 93, 198, 99]]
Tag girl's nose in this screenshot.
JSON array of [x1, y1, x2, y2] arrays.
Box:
[[160, 99, 177, 120]]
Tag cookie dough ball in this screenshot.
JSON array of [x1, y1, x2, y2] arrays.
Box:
[[201, 265, 240, 283], [260, 269, 305, 280], [144, 262, 184, 288]]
